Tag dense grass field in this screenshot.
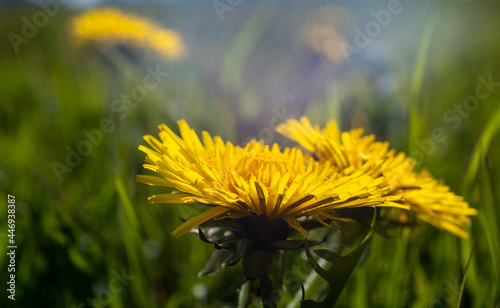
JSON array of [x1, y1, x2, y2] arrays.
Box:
[[0, 1, 499, 307]]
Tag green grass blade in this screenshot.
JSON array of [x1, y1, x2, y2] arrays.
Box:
[[115, 176, 158, 308], [408, 1, 440, 154], [455, 236, 476, 308], [463, 105, 500, 194], [220, 3, 278, 91]]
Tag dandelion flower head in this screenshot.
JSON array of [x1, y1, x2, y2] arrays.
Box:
[[71, 7, 185, 60], [276, 116, 478, 238], [137, 120, 407, 238]]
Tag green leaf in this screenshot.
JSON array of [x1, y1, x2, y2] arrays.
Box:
[[301, 210, 377, 307]]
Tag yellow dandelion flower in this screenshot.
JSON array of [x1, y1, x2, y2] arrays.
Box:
[[71, 7, 185, 60], [303, 6, 351, 63], [276, 116, 478, 238], [137, 120, 407, 239]]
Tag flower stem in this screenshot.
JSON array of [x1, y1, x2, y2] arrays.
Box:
[[238, 281, 251, 308]]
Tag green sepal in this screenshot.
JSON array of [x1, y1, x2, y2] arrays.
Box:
[[313, 249, 342, 264], [301, 209, 377, 307]]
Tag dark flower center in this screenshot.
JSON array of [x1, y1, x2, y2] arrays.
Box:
[[236, 215, 290, 249]]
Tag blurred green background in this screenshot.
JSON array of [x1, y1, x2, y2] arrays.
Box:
[[1, 0, 499, 307]]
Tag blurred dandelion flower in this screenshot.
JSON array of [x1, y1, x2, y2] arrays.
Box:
[[303, 6, 351, 63], [137, 120, 406, 240], [71, 7, 185, 60], [276, 116, 478, 238]]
